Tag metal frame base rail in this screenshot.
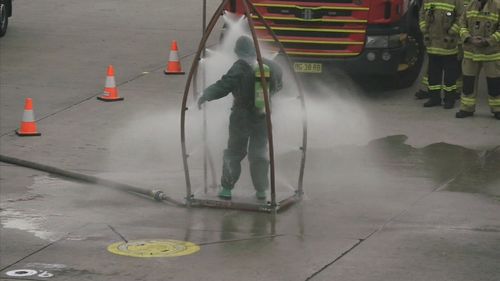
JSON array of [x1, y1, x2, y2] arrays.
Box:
[[187, 192, 303, 213]]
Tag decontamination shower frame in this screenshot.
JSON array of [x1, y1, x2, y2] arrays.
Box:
[[180, 0, 308, 213]]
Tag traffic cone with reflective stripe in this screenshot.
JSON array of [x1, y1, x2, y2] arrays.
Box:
[[16, 98, 41, 137], [97, 65, 124, 102], [164, 40, 185, 75]]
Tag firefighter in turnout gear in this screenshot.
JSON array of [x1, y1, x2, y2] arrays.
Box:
[[456, 0, 500, 119], [197, 36, 283, 200], [419, 0, 464, 108]]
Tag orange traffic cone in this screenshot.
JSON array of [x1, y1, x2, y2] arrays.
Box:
[[97, 65, 124, 102], [164, 40, 185, 75], [16, 98, 41, 137]]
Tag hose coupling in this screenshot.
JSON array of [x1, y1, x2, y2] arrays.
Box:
[[152, 190, 166, 201]]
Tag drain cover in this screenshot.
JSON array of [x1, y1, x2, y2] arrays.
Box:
[[107, 239, 200, 258]]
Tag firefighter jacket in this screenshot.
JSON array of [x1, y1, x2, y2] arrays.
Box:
[[201, 58, 283, 111], [420, 0, 464, 55], [459, 0, 500, 61]]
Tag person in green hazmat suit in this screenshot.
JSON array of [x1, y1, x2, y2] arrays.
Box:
[[197, 36, 283, 200]]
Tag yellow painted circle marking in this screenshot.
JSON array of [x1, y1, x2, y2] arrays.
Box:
[[107, 239, 200, 258]]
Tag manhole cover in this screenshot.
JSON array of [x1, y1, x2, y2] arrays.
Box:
[[107, 239, 200, 258]]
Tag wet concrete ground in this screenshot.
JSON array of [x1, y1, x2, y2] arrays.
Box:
[[1, 1, 499, 280]]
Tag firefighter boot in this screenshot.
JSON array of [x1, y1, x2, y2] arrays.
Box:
[[443, 94, 456, 109], [218, 186, 232, 200], [494, 112, 500, 120], [415, 90, 429, 100], [455, 110, 474, 118], [423, 93, 442, 107]]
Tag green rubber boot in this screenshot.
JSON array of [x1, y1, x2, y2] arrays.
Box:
[[218, 186, 232, 200], [256, 190, 266, 200]]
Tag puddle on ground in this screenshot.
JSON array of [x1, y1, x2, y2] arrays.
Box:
[[0, 208, 60, 241], [1, 135, 497, 244], [280, 135, 500, 199], [369, 135, 499, 197], [1, 176, 68, 241]]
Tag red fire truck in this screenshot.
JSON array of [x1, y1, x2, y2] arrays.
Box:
[[228, 0, 424, 88]]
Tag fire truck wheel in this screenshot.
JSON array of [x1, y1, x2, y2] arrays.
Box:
[[392, 34, 424, 89]]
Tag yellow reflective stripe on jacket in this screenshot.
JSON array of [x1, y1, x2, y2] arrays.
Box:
[[419, 21, 427, 29], [489, 98, 500, 106], [424, 2, 457, 11], [466, 11, 499, 21], [428, 84, 443, 90], [464, 51, 500, 61], [461, 96, 476, 105], [443, 85, 457, 92], [427, 47, 459, 55]]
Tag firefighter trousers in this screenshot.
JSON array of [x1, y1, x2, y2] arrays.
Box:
[[460, 59, 500, 113], [427, 54, 460, 100], [419, 57, 429, 92], [221, 109, 269, 192]]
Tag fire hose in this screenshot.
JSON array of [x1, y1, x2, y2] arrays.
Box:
[[0, 154, 184, 207]]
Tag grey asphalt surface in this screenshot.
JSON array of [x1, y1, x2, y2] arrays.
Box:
[[1, 1, 499, 281]]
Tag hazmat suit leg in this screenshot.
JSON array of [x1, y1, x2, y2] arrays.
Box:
[[221, 110, 250, 190], [248, 116, 269, 192]]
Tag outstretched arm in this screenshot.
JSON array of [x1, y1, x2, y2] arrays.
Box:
[[201, 63, 241, 102]]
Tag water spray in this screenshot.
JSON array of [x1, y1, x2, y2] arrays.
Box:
[[0, 0, 308, 213], [180, 0, 308, 212]]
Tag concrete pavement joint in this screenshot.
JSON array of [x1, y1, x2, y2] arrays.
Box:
[[0, 241, 58, 273], [0, 50, 197, 138], [0, 223, 92, 273], [0, 69, 149, 138], [1, 41, 220, 138], [304, 160, 473, 280], [304, 238, 365, 281], [107, 225, 128, 243]]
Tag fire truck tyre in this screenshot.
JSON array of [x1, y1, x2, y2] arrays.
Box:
[[0, 1, 8, 37], [392, 35, 424, 89], [394, 60, 422, 88]]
